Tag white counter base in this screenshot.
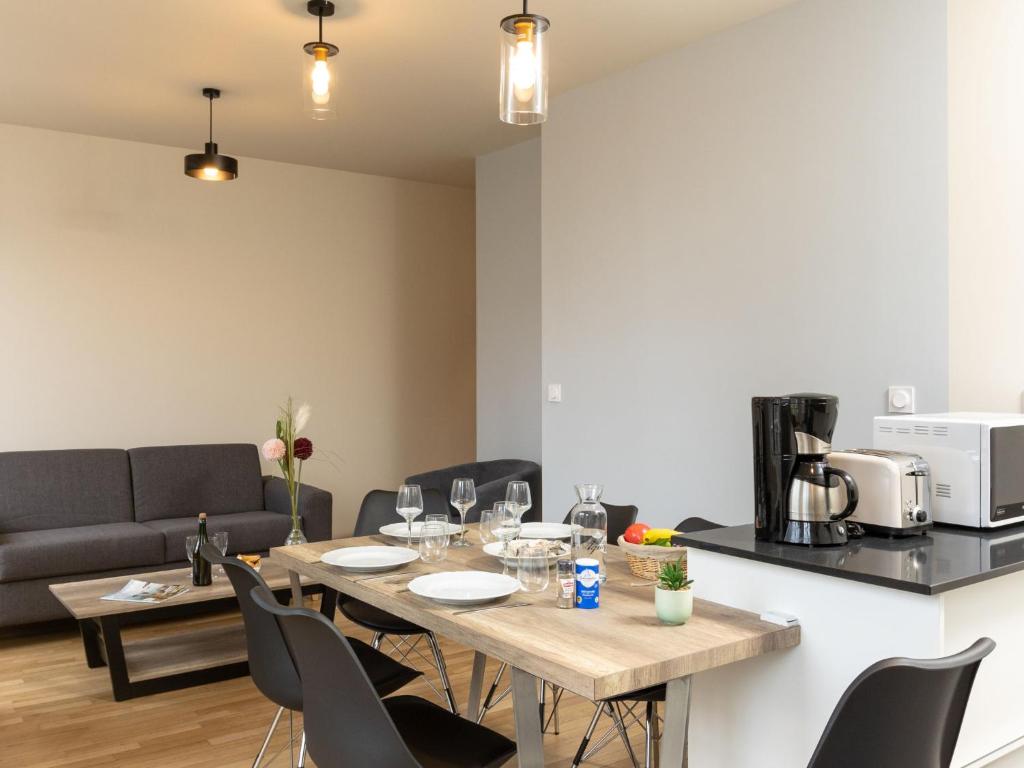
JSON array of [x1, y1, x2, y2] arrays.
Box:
[[687, 548, 1024, 767]]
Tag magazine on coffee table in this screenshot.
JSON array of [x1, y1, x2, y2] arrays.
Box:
[[101, 579, 190, 604]]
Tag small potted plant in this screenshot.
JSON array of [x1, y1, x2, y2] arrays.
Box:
[[655, 558, 694, 626]]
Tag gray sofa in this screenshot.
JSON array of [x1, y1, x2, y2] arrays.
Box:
[[405, 459, 541, 524], [0, 443, 332, 627]]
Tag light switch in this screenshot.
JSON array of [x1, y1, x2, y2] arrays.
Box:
[[547, 383, 562, 403], [888, 385, 916, 414]]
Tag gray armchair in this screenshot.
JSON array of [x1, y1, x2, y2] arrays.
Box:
[[405, 460, 541, 523]]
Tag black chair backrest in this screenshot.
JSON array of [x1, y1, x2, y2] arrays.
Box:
[[250, 585, 422, 768], [200, 543, 302, 711], [354, 488, 450, 537], [807, 637, 995, 768], [675, 516, 725, 534], [562, 503, 639, 544]]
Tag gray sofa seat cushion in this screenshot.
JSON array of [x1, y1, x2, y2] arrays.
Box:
[[0, 522, 165, 583], [129, 444, 265, 522], [0, 449, 134, 533], [142, 511, 294, 562]]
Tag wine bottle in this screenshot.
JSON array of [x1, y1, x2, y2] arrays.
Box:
[[192, 512, 212, 587]]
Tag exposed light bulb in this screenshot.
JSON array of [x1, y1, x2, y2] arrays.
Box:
[[311, 58, 331, 106], [202, 166, 219, 179], [510, 38, 537, 101]]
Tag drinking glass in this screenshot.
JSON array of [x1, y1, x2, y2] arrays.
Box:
[[478, 507, 497, 544], [517, 543, 550, 593], [419, 521, 449, 563], [505, 481, 532, 523], [492, 503, 522, 577], [185, 535, 198, 565], [449, 477, 477, 548], [397, 484, 424, 549], [211, 531, 229, 579]]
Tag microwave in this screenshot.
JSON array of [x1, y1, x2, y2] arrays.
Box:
[[874, 413, 1024, 529]]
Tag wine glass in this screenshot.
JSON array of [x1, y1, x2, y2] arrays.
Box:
[[517, 543, 550, 593], [449, 477, 477, 548], [211, 531, 229, 579], [492, 502, 522, 577], [185, 535, 198, 566], [478, 507, 497, 544], [505, 481, 532, 524], [397, 484, 424, 549]]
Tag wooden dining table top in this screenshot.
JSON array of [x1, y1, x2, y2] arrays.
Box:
[[270, 527, 801, 701]]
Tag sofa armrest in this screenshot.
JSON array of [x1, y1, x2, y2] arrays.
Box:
[[263, 476, 333, 543]]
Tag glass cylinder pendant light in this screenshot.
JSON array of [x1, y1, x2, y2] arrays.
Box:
[[183, 88, 238, 181], [499, 1, 549, 125], [303, 0, 339, 120]]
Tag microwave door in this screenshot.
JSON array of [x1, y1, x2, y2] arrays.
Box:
[[989, 425, 1024, 525]]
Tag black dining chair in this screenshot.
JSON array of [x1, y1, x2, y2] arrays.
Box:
[[572, 515, 722, 767], [201, 544, 422, 767], [250, 585, 517, 768], [337, 489, 459, 713], [807, 637, 995, 768], [476, 502, 642, 733]]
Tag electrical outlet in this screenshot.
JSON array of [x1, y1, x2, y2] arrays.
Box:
[[888, 385, 916, 414], [547, 383, 562, 403]]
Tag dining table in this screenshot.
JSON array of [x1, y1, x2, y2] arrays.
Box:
[[270, 525, 801, 767]]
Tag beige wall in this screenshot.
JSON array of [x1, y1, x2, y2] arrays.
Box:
[[0, 123, 476, 536], [949, 0, 1024, 413]]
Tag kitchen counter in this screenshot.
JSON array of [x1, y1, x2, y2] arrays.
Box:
[[681, 523, 1024, 767], [681, 523, 1024, 594]]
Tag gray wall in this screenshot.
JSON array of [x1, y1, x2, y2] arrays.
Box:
[[476, 139, 542, 462], [540, 0, 950, 525]]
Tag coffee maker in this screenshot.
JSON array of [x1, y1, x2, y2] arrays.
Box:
[[752, 393, 859, 546]]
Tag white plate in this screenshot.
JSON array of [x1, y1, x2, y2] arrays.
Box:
[[520, 522, 573, 540], [408, 571, 521, 606], [483, 540, 570, 567], [319, 546, 419, 573], [379, 521, 461, 541]]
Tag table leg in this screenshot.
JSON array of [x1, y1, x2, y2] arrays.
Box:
[[319, 587, 338, 621], [466, 651, 487, 722], [660, 676, 692, 768], [98, 615, 132, 701], [79, 619, 105, 668], [289, 570, 303, 608], [511, 666, 545, 768]]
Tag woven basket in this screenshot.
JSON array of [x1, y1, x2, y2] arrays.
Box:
[[617, 536, 687, 581]]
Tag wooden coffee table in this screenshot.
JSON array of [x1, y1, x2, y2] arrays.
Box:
[[50, 563, 333, 701]]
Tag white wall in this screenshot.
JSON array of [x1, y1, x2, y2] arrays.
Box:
[[948, 0, 1024, 414], [475, 139, 542, 462], [540, 0, 950, 524], [0, 123, 476, 536]]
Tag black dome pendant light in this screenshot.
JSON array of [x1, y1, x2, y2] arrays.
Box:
[[184, 87, 238, 181]]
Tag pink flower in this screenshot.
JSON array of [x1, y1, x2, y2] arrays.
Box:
[[262, 438, 286, 461]]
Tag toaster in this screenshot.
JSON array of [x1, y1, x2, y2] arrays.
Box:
[[827, 449, 932, 537]]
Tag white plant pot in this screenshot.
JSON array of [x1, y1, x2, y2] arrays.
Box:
[[655, 586, 693, 626]]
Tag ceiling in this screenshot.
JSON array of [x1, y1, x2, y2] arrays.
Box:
[[0, 0, 795, 187]]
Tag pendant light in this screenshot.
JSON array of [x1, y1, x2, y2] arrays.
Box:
[[303, 0, 339, 120], [499, 1, 549, 125], [183, 88, 238, 181]]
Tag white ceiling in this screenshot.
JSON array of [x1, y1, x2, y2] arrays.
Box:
[[0, 0, 795, 187]]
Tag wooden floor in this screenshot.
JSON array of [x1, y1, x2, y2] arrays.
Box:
[[0, 597, 646, 768]]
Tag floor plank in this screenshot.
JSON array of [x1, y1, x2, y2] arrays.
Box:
[[0, 597, 648, 767]]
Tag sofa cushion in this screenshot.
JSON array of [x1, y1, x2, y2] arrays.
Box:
[[0, 449, 134, 533], [142, 511, 293, 562], [0, 522, 165, 583], [129, 444, 265, 522]]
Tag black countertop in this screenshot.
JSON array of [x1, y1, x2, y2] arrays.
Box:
[[681, 524, 1024, 594]]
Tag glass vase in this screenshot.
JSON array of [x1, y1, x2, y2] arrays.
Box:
[[284, 517, 307, 546]]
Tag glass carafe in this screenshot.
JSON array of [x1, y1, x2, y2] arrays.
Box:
[[571, 483, 608, 583]]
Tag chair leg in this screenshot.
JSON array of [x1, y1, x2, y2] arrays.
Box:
[[476, 662, 509, 724], [644, 701, 655, 768], [297, 730, 308, 768], [251, 706, 284, 768], [288, 710, 295, 768], [371, 631, 383, 650], [542, 682, 563, 734], [425, 632, 459, 715], [611, 702, 641, 768], [571, 703, 605, 768]]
